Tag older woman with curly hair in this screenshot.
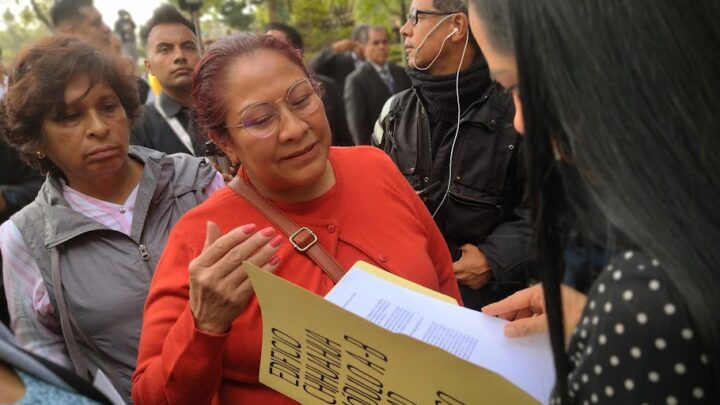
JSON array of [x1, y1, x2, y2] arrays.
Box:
[[0, 35, 223, 403]]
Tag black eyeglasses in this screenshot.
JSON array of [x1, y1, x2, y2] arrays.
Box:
[[406, 8, 453, 27]]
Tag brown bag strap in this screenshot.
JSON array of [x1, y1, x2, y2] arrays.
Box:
[[227, 176, 345, 283]]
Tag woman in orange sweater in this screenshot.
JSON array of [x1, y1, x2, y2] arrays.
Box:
[[132, 32, 461, 404]]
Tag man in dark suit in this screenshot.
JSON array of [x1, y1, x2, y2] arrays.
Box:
[[265, 23, 354, 146], [345, 26, 411, 145], [310, 25, 368, 97], [132, 5, 203, 156]]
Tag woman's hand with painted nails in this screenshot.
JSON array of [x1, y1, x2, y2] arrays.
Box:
[[188, 221, 284, 334]]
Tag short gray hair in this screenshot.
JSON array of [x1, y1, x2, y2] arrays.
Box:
[[433, 0, 468, 14], [358, 25, 388, 44], [433, 0, 480, 51], [470, 0, 514, 53], [351, 25, 370, 43]]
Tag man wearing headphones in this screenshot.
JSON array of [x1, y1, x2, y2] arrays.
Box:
[[374, 0, 532, 309]]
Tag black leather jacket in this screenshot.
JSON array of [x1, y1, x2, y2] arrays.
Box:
[[376, 83, 533, 309]]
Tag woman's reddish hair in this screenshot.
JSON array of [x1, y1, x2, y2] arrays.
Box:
[[191, 32, 317, 138]]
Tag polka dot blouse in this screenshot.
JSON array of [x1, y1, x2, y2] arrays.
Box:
[[552, 250, 717, 404]]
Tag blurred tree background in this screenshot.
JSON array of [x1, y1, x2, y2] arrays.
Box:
[[1, 0, 52, 62], [173, 0, 406, 60], [0, 0, 407, 63]]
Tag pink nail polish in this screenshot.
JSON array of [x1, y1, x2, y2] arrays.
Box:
[[260, 227, 275, 237], [269, 235, 283, 248], [240, 224, 256, 234], [269, 256, 280, 266]]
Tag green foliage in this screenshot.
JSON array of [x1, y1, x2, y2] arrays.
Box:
[[219, 0, 258, 31], [0, 0, 52, 63], [259, 0, 290, 24], [0, 0, 409, 64], [354, 0, 406, 26], [165, 0, 262, 35], [289, 0, 352, 53]]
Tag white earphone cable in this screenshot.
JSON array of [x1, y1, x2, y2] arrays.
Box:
[[410, 14, 457, 71], [431, 28, 470, 218]]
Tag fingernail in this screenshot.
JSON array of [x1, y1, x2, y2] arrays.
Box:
[[269, 235, 283, 248], [504, 325, 517, 337], [260, 227, 275, 237], [240, 224, 256, 234], [269, 256, 280, 266]]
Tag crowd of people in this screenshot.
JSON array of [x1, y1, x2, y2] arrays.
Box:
[[0, 0, 717, 403]]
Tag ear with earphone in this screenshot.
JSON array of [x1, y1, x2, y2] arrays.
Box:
[[411, 17, 463, 71], [443, 26, 459, 40]]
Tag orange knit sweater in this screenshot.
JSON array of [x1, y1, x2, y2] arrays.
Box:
[[132, 146, 461, 404]]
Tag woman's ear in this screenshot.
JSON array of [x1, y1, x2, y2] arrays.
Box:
[[207, 131, 240, 164]]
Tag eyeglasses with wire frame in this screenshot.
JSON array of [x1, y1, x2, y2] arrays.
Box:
[[225, 78, 322, 139], [406, 8, 454, 27]]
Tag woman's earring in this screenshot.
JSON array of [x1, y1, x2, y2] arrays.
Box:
[[36, 151, 46, 159]]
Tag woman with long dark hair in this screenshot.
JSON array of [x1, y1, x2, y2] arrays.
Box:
[[468, 0, 719, 402]]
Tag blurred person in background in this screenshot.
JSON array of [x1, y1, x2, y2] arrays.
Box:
[[310, 25, 368, 97], [0, 46, 44, 328], [265, 22, 354, 146], [132, 5, 204, 156], [345, 25, 411, 145], [0, 45, 41, 227], [52, 0, 150, 105], [114, 9, 138, 62], [0, 48, 7, 100], [50, 0, 113, 52], [0, 143, 44, 226], [0, 136, 43, 329], [108, 33, 150, 106], [0, 36, 223, 403]]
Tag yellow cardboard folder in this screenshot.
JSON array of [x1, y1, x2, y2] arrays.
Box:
[[245, 262, 543, 405]]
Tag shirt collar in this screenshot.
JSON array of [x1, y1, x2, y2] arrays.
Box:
[[351, 52, 364, 70], [158, 91, 185, 118], [368, 61, 389, 73]]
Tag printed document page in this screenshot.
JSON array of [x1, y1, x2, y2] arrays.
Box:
[[325, 262, 555, 404]]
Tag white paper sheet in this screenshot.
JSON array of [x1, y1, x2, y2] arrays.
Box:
[[325, 264, 555, 404]]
